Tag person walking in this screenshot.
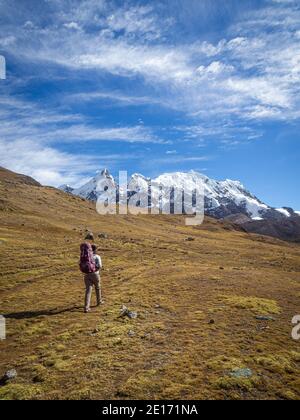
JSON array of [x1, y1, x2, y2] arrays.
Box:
[[79, 232, 103, 313]]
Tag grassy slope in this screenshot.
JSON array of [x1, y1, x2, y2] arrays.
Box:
[[0, 168, 300, 400]]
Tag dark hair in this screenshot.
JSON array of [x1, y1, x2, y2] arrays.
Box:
[[92, 245, 97, 252]]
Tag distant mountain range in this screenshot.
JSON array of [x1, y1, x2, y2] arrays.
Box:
[[59, 169, 300, 242], [60, 169, 299, 219]]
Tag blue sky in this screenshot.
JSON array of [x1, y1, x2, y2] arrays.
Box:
[[0, 0, 299, 209]]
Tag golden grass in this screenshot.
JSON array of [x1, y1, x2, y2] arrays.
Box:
[[0, 168, 300, 400]]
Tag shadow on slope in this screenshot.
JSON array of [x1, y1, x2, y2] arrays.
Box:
[[4, 305, 83, 320]]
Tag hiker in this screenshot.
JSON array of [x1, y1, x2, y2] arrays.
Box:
[[79, 233, 103, 313]]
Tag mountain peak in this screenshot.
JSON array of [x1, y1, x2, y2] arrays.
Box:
[[59, 184, 74, 194], [131, 173, 151, 181], [100, 168, 110, 177], [59, 169, 298, 222], [94, 168, 112, 180], [221, 179, 245, 189]]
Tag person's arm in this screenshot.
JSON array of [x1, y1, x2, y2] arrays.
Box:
[[98, 255, 103, 269]]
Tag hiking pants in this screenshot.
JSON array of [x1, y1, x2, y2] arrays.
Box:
[[84, 272, 101, 310]]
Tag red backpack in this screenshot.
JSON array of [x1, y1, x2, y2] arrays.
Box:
[[79, 243, 96, 274]]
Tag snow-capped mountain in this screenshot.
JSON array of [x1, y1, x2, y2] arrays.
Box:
[[59, 169, 299, 222], [59, 184, 74, 194], [72, 169, 116, 202]]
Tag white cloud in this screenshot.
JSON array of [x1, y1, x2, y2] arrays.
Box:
[[0, 135, 149, 187], [197, 61, 234, 76], [0, 36, 16, 47], [68, 91, 164, 107], [246, 105, 283, 119], [0, 91, 167, 185], [64, 22, 81, 31], [106, 4, 172, 40], [0, 138, 94, 186], [24, 21, 35, 29], [42, 124, 165, 144], [174, 122, 263, 146], [0, 0, 299, 125], [0, 0, 299, 187], [0, 92, 165, 145], [152, 155, 213, 166]]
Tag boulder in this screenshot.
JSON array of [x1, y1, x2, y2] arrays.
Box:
[[0, 369, 17, 385], [98, 233, 108, 239], [119, 305, 138, 320], [230, 368, 253, 379]]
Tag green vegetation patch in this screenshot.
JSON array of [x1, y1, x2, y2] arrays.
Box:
[[214, 375, 260, 392], [118, 369, 164, 399], [255, 354, 295, 374], [0, 384, 42, 400], [206, 355, 245, 372], [220, 294, 281, 315]]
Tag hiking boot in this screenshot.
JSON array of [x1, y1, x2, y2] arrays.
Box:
[[96, 300, 105, 306], [84, 308, 91, 313]]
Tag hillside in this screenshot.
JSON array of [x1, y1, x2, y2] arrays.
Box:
[[242, 217, 300, 243], [224, 213, 300, 243], [0, 167, 300, 400]]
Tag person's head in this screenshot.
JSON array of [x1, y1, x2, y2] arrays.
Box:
[[92, 244, 97, 254], [85, 232, 94, 243]]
